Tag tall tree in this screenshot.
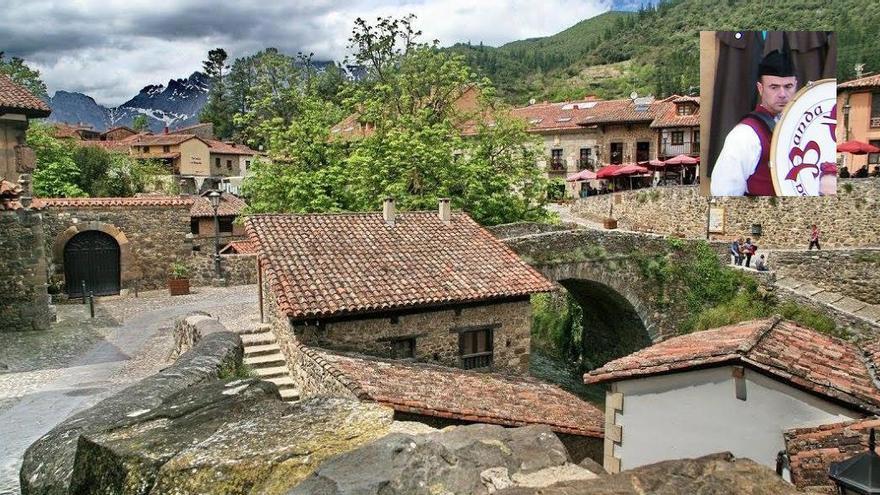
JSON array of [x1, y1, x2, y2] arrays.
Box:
[[0, 52, 48, 98], [199, 48, 234, 139], [131, 114, 149, 132]]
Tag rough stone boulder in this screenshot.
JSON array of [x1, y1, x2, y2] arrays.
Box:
[[497, 452, 799, 495], [289, 423, 598, 495], [20, 331, 245, 495], [69, 388, 393, 494]]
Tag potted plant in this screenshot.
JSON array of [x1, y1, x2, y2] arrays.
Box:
[[168, 261, 190, 296], [603, 192, 618, 229]]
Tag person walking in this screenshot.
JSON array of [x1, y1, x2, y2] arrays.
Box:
[[808, 224, 821, 250], [743, 238, 756, 267], [729, 237, 742, 265]]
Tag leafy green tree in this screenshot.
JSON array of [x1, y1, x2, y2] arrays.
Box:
[[0, 52, 48, 98], [28, 123, 85, 197], [131, 114, 149, 132], [199, 48, 234, 139]]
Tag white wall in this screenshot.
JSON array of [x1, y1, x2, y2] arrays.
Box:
[[612, 365, 862, 471]]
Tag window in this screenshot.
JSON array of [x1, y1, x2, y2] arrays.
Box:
[[671, 131, 684, 145], [676, 103, 694, 116], [390, 338, 415, 359], [190, 218, 200, 235], [636, 141, 650, 162], [218, 217, 234, 233], [610, 142, 623, 164], [579, 148, 592, 168], [459, 328, 492, 369], [226, 159, 232, 170], [869, 140, 880, 165], [215, 157, 221, 167], [163, 145, 170, 153], [142, 146, 149, 153], [550, 149, 564, 170], [245, 160, 251, 168]]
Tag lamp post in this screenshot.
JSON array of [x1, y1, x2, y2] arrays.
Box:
[[208, 190, 222, 280], [843, 102, 852, 172]]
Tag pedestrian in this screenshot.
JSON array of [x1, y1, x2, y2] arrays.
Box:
[[743, 238, 756, 267], [730, 237, 742, 265], [808, 224, 821, 250], [755, 254, 769, 271]]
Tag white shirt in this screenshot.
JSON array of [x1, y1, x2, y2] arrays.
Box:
[[710, 123, 762, 196]]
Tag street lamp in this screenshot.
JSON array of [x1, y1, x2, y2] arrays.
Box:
[[208, 190, 222, 280], [829, 428, 880, 494]]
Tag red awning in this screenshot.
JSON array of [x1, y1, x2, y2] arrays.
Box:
[[837, 140, 880, 155], [565, 169, 598, 182], [596, 164, 649, 178], [663, 154, 700, 165]]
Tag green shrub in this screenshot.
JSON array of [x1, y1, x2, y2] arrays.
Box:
[[170, 261, 190, 279]]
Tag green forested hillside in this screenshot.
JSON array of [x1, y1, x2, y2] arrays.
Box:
[[453, 0, 880, 105]]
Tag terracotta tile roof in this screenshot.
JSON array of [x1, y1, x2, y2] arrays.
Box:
[[0, 73, 50, 117], [577, 97, 660, 125], [101, 126, 136, 137], [649, 98, 700, 128], [79, 140, 133, 152], [34, 196, 194, 208], [50, 123, 98, 140], [839, 73, 880, 90], [246, 211, 554, 321], [585, 318, 880, 414], [784, 417, 880, 493], [190, 192, 247, 217], [510, 99, 605, 133], [129, 134, 204, 146], [219, 240, 257, 255], [329, 112, 372, 141], [206, 139, 258, 156], [310, 347, 603, 437]]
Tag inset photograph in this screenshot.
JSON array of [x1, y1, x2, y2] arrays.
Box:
[[700, 31, 837, 196]]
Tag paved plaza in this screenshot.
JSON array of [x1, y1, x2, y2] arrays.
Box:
[[0, 285, 259, 495]]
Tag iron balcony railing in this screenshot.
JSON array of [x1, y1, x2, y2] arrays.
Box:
[[546, 157, 567, 171], [661, 142, 700, 157]]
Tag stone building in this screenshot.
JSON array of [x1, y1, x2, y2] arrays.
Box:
[[0, 178, 52, 332], [585, 318, 880, 475], [838, 73, 880, 174], [651, 95, 700, 160], [247, 198, 554, 376], [37, 196, 195, 296], [189, 191, 247, 252], [0, 73, 51, 183]]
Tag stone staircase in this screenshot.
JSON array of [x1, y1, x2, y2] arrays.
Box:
[[773, 276, 880, 331], [239, 324, 300, 402]]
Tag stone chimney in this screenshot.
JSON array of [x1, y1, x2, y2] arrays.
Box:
[[438, 198, 451, 223], [383, 197, 395, 226]]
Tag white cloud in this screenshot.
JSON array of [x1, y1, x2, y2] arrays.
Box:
[[3, 0, 612, 106]]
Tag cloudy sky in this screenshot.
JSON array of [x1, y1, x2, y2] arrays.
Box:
[[1, 0, 624, 106]]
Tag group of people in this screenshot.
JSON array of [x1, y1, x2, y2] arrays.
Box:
[[839, 165, 880, 179], [729, 237, 768, 271], [579, 182, 614, 198]]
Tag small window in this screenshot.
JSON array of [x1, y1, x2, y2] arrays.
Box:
[[163, 145, 170, 153], [459, 328, 493, 370], [215, 157, 221, 167], [676, 103, 694, 116], [671, 131, 684, 145], [226, 159, 232, 170], [218, 217, 234, 233], [693, 130, 700, 144], [142, 146, 149, 153], [390, 338, 415, 359], [869, 140, 880, 165], [190, 218, 199, 235], [245, 160, 251, 168]]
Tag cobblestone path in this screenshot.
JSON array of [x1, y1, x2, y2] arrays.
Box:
[[0, 285, 259, 495]]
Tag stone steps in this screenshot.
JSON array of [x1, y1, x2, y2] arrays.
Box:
[[238, 324, 299, 403], [773, 276, 880, 328]]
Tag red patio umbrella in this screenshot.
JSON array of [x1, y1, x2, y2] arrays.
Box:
[[596, 165, 622, 179], [647, 158, 666, 167], [663, 154, 700, 165], [565, 169, 598, 182], [616, 164, 650, 175], [837, 140, 880, 155]]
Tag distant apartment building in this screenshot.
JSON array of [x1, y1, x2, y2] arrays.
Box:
[[0, 74, 51, 182], [838, 73, 880, 174]]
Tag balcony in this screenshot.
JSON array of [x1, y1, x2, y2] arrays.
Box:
[[462, 352, 493, 370], [871, 117, 880, 128], [660, 142, 700, 158], [546, 157, 567, 171], [577, 157, 597, 170]]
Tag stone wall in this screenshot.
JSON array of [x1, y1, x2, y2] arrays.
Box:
[[569, 179, 880, 248], [187, 253, 258, 287], [292, 299, 533, 375], [488, 221, 577, 240], [0, 209, 51, 332], [42, 203, 192, 291], [769, 249, 880, 305]]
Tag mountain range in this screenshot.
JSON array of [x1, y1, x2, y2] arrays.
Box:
[[46, 72, 210, 133]]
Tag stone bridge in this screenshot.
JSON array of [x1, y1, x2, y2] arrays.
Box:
[[493, 223, 700, 364]]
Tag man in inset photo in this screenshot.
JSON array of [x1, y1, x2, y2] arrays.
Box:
[[701, 31, 837, 197], [710, 50, 797, 196]]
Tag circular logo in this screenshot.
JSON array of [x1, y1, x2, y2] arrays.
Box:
[[770, 79, 837, 196]]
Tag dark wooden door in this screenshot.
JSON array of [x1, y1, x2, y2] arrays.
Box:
[[64, 231, 120, 297]]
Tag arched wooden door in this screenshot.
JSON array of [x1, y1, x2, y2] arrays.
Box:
[[64, 231, 121, 297]]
